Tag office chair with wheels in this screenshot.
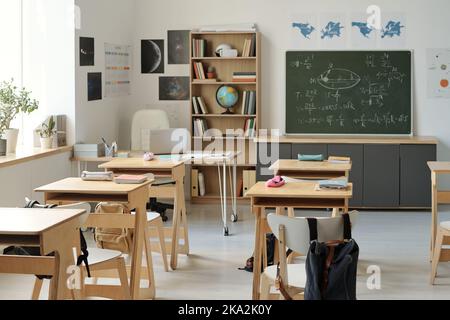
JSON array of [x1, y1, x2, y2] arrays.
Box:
[[131, 109, 182, 222]]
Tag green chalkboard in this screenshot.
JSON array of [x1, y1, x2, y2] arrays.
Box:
[[286, 51, 412, 134]]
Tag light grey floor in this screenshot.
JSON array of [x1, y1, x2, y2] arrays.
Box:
[[1, 203, 450, 300]]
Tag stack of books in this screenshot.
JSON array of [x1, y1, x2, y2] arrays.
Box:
[[193, 62, 206, 80], [192, 96, 209, 114], [232, 72, 256, 83], [193, 118, 209, 137], [244, 118, 256, 137], [242, 34, 256, 57], [328, 156, 351, 164], [192, 39, 207, 57], [241, 91, 256, 115]]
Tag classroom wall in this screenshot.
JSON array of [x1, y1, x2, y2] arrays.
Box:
[[75, 0, 136, 146], [124, 0, 450, 187]]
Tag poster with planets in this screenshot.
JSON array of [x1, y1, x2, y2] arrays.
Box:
[[168, 30, 190, 64], [159, 77, 190, 100], [105, 43, 131, 97], [427, 48, 450, 98], [80, 37, 94, 66], [141, 39, 164, 74]]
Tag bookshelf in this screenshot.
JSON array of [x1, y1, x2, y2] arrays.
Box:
[[190, 31, 261, 203]]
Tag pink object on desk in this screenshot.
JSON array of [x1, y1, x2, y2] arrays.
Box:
[[143, 152, 155, 161], [265, 176, 286, 188]]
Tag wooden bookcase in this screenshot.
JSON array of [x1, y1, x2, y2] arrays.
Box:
[[189, 31, 261, 203]]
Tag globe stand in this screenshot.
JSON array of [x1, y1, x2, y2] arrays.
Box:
[[222, 109, 234, 115]]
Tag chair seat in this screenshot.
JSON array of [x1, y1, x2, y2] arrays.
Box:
[[130, 211, 161, 222], [87, 248, 122, 265], [441, 221, 450, 231], [263, 263, 307, 289]]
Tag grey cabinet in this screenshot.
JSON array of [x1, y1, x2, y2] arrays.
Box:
[[400, 144, 436, 207], [256, 143, 291, 181], [328, 144, 364, 207], [363, 144, 400, 207], [291, 144, 328, 159]]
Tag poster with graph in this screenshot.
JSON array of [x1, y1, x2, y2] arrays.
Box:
[[105, 43, 131, 97]]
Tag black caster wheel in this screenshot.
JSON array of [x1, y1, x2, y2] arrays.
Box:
[[231, 214, 238, 223], [224, 227, 229, 236], [162, 215, 168, 222]]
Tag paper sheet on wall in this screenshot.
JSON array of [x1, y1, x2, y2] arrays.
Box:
[[105, 43, 131, 97], [427, 48, 450, 99]]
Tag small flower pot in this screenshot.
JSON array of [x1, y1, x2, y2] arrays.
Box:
[[5, 128, 19, 154], [40, 136, 54, 149]]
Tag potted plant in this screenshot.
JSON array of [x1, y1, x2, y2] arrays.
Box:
[[37, 116, 56, 149], [0, 79, 39, 154]]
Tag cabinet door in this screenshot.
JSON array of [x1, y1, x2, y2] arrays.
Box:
[[363, 144, 400, 207], [291, 144, 328, 159], [256, 143, 291, 181], [328, 144, 364, 207], [400, 144, 436, 207]]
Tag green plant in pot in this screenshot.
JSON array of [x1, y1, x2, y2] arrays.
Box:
[[37, 116, 56, 149], [0, 79, 39, 154]]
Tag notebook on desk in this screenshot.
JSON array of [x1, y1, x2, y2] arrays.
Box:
[[114, 174, 148, 184]]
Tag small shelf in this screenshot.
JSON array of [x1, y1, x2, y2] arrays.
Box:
[[192, 57, 256, 61], [192, 81, 256, 85], [192, 114, 256, 118]]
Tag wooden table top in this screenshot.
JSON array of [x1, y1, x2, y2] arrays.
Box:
[[428, 162, 450, 173], [270, 160, 352, 172], [34, 177, 153, 195], [0, 208, 86, 235], [99, 158, 184, 170], [245, 181, 353, 199]]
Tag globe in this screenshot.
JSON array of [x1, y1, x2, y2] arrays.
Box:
[[216, 85, 239, 114]]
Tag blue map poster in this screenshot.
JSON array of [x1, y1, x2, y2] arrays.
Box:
[[290, 13, 318, 48], [380, 13, 406, 47], [350, 13, 377, 48], [319, 13, 347, 48]]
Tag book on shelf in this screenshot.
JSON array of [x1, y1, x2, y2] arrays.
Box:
[[328, 156, 351, 164], [192, 97, 201, 114], [232, 71, 256, 82], [244, 118, 256, 137], [242, 34, 257, 57], [193, 118, 209, 137], [192, 39, 206, 57], [194, 62, 207, 80], [241, 90, 256, 115]]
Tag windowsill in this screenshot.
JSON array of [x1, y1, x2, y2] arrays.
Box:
[[0, 145, 73, 169]]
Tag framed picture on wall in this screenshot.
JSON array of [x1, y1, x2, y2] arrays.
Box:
[[87, 72, 102, 101], [141, 39, 165, 73], [168, 30, 190, 64], [159, 76, 190, 100], [80, 37, 95, 66]]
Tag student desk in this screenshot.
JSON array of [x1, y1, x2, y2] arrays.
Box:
[[428, 162, 450, 258], [34, 178, 154, 300], [269, 159, 352, 180], [0, 208, 87, 300], [99, 158, 188, 270], [245, 181, 353, 300]]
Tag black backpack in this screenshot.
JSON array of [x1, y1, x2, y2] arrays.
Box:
[[304, 213, 359, 300], [2, 200, 91, 279]]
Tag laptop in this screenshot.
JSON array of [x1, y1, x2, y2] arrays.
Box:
[[141, 128, 189, 155]]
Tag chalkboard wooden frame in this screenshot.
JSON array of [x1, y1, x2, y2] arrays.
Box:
[[285, 50, 413, 136]]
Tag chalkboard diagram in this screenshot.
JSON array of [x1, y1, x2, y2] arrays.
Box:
[[286, 51, 412, 134]]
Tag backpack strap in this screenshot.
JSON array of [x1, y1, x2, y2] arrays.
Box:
[[76, 230, 91, 277], [306, 218, 318, 242], [342, 213, 352, 241]]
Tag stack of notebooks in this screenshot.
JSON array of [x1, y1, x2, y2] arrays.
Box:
[[328, 156, 351, 164], [114, 174, 148, 184], [242, 34, 257, 57], [192, 96, 209, 114], [192, 39, 207, 57], [244, 118, 256, 137], [193, 118, 209, 137], [232, 72, 256, 83], [241, 91, 256, 115], [318, 179, 349, 190]]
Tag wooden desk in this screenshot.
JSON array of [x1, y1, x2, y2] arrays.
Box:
[[0, 208, 86, 300], [246, 181, 353, 300], [428, 162, 450, 260], [269, 159, 351, 180], [34, 178, 154, 299], [99, 158, 188, 270]]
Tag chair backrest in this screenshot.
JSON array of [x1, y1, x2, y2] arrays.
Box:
[[131, 109, 170, 151], [267, 211, 359, 254], [58, 202, 92, 225]]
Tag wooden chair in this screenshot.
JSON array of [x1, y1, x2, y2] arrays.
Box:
[[32, 202, 131, 300], [260, 211, 359, 300], [430, 221, 450, 284]]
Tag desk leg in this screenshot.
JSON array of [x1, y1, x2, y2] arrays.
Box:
[[129, 187, 148, 299], [431, 172, 438, 260], [252, 206, 262, 300], [180, 179, 190, 255], [170, 181, 182, 270]]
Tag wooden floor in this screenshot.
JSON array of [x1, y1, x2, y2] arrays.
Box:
[[1, 203, 450, 300]]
